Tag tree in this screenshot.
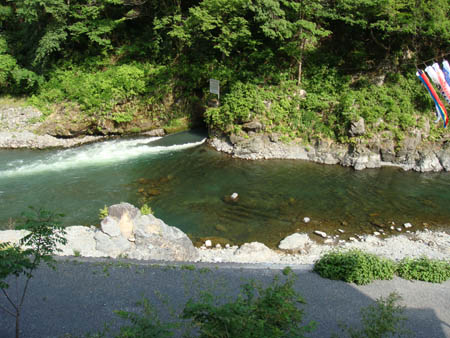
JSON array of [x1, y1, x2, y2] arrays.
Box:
[[0, 208, 67, 338]]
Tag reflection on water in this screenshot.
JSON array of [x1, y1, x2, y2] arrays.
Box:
[[1, 130, 449, 247]]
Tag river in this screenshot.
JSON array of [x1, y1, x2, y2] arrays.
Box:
[[1, 130, 449, 247]]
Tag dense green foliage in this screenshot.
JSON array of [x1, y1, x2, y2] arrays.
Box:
[[315, 251, 450, 285], [396, 257, 450, 283], [182, 267, 315, 337], [0, 0, 449, 138], [313, 250, 396, 285]]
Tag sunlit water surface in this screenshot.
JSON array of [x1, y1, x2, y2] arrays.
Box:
[[1, 130, 449, 247]]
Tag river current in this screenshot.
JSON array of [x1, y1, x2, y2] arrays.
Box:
[[1, 130, 449, 247]]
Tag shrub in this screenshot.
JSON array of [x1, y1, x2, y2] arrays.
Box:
[[140, 204, 153, 216], [98, 205, 108, 220], [313, 250, 396, 285], [334, 292, 411, 338], [182, 267, 316, 338], [396, 257, 450, 283]]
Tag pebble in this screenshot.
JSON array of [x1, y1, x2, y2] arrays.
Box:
[[373, 231, 380, 236], [403, 222, 413, 229], [349, 237, 357, 241], [205, 240, 212, 247], [215, 243, 222, 249], [230, 192, 239, 200], [225, 243, 230, 249], [313, 230, 327, 238], [338, 229, 345, 233], [303, 217, 310, 223], [390, 226, 395, 230], [396, 228, 402, 232]]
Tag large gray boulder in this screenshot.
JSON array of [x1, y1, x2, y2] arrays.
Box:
[[130, 214, 198, 261], [94, 203, 198, 261]]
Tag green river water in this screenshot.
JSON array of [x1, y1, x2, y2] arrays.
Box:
[[1, 130, 449, 247]]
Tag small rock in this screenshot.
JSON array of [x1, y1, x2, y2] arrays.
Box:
[[205, 240, 212, 247], [390, 226, 395, 230], [338, 229, 345, 233], [303, 217, 311, 223], [225, 243, 230, 249], [215, 243, 222, 249], [230, 192, 239, 200], [403, 222, 413, 229], [313, 230, 327, 238], [373, 231, 380, 236], [396, 228, 402, 232], [349, 237, 357, 241], [324, 238, 333, 244], [339, 240, 346, 244]]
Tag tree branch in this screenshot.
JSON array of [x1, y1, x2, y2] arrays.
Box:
[[0, 303, 15, 317], [1, 288, 18, 311]]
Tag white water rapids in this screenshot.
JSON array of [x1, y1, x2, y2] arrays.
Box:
[[1, 136, 206, 177]]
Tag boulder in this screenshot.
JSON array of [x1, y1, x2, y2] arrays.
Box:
[[94, 231, 132, 258], [349, 117, 365, 137], [108, 202, 140, 220], [130, 214, 198, 261], [233, 242, 275, 263], [278, 233, 312, 252], [242, 121, 263, 132], [100, 217, 121, 237], [0, 230, 29, 245], [57, 226, 103, 257]]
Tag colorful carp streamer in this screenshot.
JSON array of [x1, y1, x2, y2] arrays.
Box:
[[417, 69, 448, 127], [443, 60, 450, 87]]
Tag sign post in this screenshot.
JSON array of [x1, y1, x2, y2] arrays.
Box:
[[209, 79, 220, 100]]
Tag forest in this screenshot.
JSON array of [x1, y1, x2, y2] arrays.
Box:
[[0, 0, 449, 142]]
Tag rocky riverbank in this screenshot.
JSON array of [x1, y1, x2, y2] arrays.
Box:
[[0, 105, 106, 149], [208, 126, 450, 172], [1, 203, 448, 266]]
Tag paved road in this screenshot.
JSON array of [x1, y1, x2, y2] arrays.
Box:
[[0, 257, 449, 338]]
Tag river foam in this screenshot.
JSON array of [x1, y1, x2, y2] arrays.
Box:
[[0, 136, 206, 177]]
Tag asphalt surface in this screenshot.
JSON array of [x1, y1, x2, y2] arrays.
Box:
[[0, 257, 449, 338]]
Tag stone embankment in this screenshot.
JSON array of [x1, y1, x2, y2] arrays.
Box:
[[208, 122, 450, 172], [0, 105, 105, 149], [1, 203, 448, 266]]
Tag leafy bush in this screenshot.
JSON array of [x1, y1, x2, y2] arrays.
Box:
[[334, 292, 411, 338], [313, 250, 396, 285], [32, 63, 171, 123], [98, 205, 108, 220], [182, 267, 316, 338], [396, 257, 450, 283], [140, 204, 153, 216], [114, 297, 175, 338]]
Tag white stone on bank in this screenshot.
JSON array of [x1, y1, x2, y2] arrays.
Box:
[[314, 230, 327, 238]]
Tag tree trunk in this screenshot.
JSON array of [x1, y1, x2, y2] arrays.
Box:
[[16, 310, 20, 338]]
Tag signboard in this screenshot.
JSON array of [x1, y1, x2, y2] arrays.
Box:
[[209, 79, 220, 99]]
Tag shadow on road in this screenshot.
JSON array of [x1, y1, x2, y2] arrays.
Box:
[[0, 259, 448, 337]]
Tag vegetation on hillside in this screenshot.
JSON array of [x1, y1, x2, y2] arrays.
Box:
[[0, 0, 448, 140]]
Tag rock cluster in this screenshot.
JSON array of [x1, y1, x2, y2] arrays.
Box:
[[0, 203, 199, 262], [208, 129, 450, 172]]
